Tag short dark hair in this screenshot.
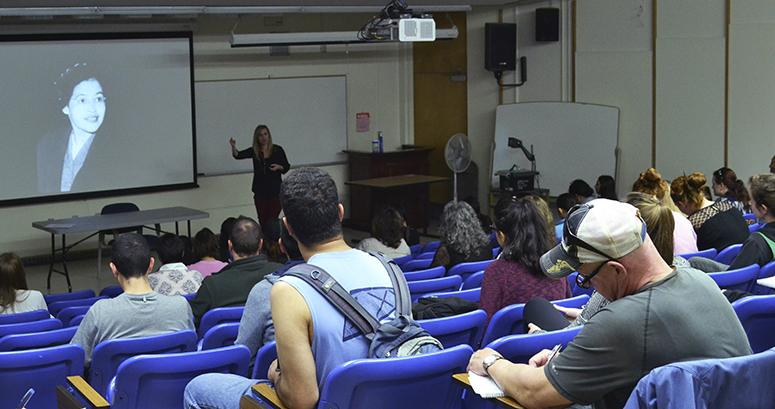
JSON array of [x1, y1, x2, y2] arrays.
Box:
[[371, 206, 405, 249], [111, 233, 151, 279], [280, 168, 342, 247], [55, 62, 103, 106], [192, 227, 219, 260], [569, 179, 594, 198], [218, 217, 238, 262], [596, 175, 617, 200], [556, 193, 578, 213], [157, 233, 185, 265], [230, 216, 262, 257], [280, 221, 303, 260]]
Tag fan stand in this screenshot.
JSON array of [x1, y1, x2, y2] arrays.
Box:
[[453, 171, 458, 202]]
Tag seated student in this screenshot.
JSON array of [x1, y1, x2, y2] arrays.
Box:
[[690, 174, 775, 273], [632, 167, 698, 255], [481, 197, 569, 325], [70, 233, 194, 365], [712, 167, 751, 213], [468, 199, 751, 409], [525, 195, 556, 245], [595, 174, 617, 200], [189, 217, 281, 327], [147, 234, 203, 296], [431, 201, 493, 269], [187, 228, 227, 278], [672, 172, 749, 251], [0, 253, 47, 315], [554, 193, 578, 243], [568, 179, 595, 203], [236, 221, 304, 361], [357, 206, 411, 260], [184, 168, 399, 409], [771, 154, 775, 174]]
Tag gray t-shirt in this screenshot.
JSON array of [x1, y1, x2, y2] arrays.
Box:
[[70, 291, 194, 364], [0, 290, 48, 315], [545, 267, 751, 409]]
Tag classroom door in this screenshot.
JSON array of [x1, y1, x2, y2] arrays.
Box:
[[413, 12, 468, 205]]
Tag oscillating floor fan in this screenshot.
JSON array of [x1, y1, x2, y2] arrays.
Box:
[[444, 133, 472, 202]]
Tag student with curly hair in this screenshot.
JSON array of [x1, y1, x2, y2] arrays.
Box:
[[633, 168, 698, 254], [672, 172, 749, 251], [431, 201, 492, 269]]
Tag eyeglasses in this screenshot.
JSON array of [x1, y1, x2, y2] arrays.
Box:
[[576, 259, 612, 289], [564, 204, 618, 289]]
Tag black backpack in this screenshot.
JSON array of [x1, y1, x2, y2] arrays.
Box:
[[285, 252, 443, 358]]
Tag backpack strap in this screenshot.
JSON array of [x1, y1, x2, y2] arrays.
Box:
[[756, 231, 775, 259], [285, 264, 381, 340], [365, 251, 413, 318]]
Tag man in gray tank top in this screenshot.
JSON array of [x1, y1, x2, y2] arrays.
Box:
[[70, 233, 194, 365], [468, 199, 751, 409]]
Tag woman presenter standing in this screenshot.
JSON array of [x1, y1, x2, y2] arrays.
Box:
[[229, 125, 290, 230]]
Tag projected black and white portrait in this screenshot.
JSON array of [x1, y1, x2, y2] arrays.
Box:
[[37, 63, 108, 193]]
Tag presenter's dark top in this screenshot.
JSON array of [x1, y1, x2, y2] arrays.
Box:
[[235, 145, 290, 199]]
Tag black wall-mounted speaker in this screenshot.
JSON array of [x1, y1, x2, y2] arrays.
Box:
[[485, 23, 516, 72], [535, 7, 560, 42]]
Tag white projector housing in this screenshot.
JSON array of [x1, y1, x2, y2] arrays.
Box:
[[398, 18, 436, 42]]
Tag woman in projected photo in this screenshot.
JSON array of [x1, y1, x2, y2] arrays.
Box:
[[229, 125, 290, 231], [37, 62, 107, 194]]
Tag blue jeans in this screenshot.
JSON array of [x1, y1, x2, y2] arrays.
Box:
[[183, 373, 260, 409]]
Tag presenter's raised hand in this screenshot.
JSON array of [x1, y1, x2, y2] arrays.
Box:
[[229, 138, 238, 157]]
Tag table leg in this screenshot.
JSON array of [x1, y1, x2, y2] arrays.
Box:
[[47, 233, 55, 292], [175, 221, 180, 236], [61, 234, 72, 292], [187, 220, 192, 237]]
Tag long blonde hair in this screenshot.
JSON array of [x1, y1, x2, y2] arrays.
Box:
[[252, 125, 274, 158], [625, 192, 675, 264]]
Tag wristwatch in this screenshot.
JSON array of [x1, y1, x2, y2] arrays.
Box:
[[482, 354, 504, 375]]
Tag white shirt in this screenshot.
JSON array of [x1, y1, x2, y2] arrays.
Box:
[[357, 238, 411, 260], [60, 133, 95, 192], [0, 290, 48, 315]]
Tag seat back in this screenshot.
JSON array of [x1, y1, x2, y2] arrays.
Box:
[[318, 345, 472, 409], [200, 322, 240, 351], [0, 318, 62, 339], [677, 248, 718, 260], [69, 314, 86, 327], [109, 344, 250, 409], [393, 254, 414, 269], [99, 285, 124, 298], [415, 251, 436, 260], [423, 241, 441, 252], [403, 266, 446, 282], [486, 325, 583, 362], [480, 294, 589, 346], [0, 326, 78, 352], [418, 309, 487, 349], [0, 309, 49, 325], [733, 295, 775, 353], [749, 223, 763, 233], [715, 243, 744, 265], [423, 287, 481, 303], [43, 289, 96, 306], [0, 344, 84, 409], [708, 264, 759, 292], [447, 260, 495, 282], [403, 258, 433, 272], [407, 276, 463, 303], [753, 261, 775, 295], [409, 243, 424, 256], [89, 329, 198, 396], [252, 340, 277, 379], [48, 296, 107, 316], [743, 212, 757, 222], [56, 305, 92, 327], [567, 272, 595, 297], [197, 306, 245, 338], [492, 247, 501, 259], [460, 270, 485, 290]]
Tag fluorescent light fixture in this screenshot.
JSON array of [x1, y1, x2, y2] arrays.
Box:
[[231, 27, 458, 47], [0, 5, 471, 17]]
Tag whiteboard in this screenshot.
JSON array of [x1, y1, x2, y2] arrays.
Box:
[[195, 76, 347, 175], [492, 102, 620, 196]]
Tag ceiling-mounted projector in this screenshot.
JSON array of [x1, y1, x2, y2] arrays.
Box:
[[398, 18, 436, 42]]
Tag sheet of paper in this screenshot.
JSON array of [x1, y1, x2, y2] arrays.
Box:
[[467, 371, 505, 398]]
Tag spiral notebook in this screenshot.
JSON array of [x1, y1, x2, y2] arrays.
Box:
[[467, 371, 505, 398]]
